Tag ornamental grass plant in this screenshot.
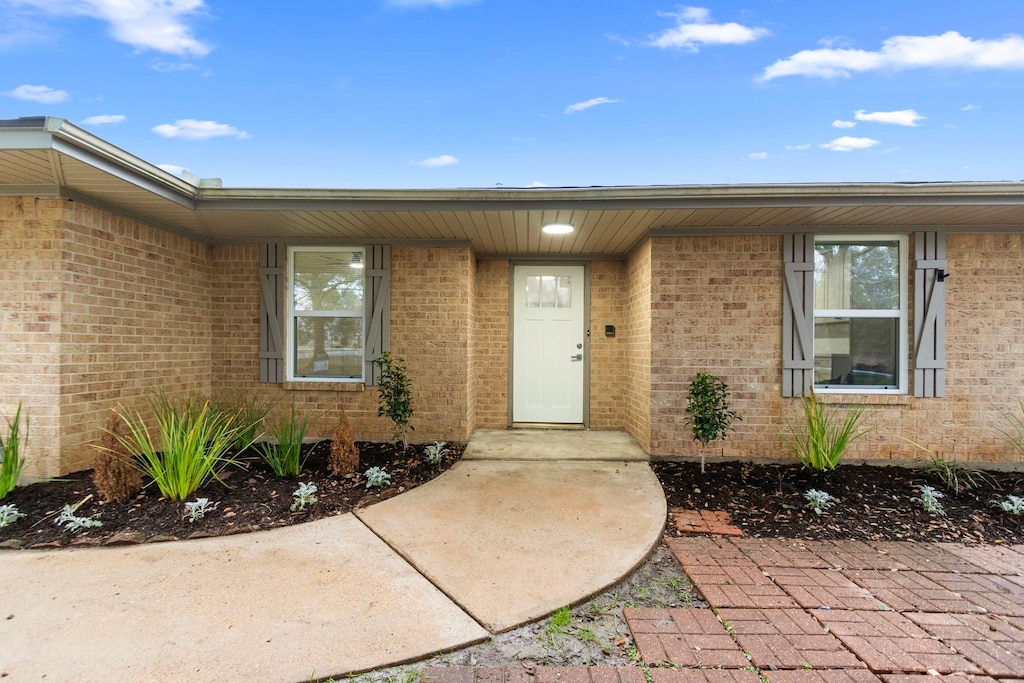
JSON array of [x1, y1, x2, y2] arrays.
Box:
[[783, 388, 872, 471], [112, 394, 253, 502], [0, 403, 27, 500], [256, 403, 311, 477]]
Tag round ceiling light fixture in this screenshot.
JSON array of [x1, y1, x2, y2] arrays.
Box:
[[542, 223, 574, 235]]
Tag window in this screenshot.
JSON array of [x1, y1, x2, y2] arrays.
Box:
[[287, 247, 365, 381], [812, 236, 907, 393]]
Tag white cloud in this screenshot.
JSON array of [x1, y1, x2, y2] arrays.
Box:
[[152, 119, 250, 140], [13, 0, 211, 56], [81, 114, 125, 125], [820, 136, 880, 152], [526, 181, 549, 188], [760, 31, 1024, 80], [832, 120, 857, 128], [961, 103, 980, 111], [785, 144, 811, 151], [564, 97, 619, 114], [855, 109, 925, 126], [4, 83, 67, 103], [411, 154, 459, 167], [748, 152, 768, 160], [649, 6, 769, 51]]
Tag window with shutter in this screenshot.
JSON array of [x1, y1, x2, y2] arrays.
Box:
[[258, 243, 286, 383], [914, 231, 947, 397], [782, 234, 814, 397]]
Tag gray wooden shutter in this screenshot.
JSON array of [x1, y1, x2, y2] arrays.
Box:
[[782, 234, 815, 397], [914, 231, 947, 397], [259, 242, 287, 383], [363, 244, 391, 385]]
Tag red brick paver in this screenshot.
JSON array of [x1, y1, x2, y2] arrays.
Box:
[[867, 543, 987, 574], [766, 567, 886, 611], [672, 509, 744, 536], [648, 669, 763, 683], [815, 610, 982, 674], [905, 611, 1024, 678], [686, 565, 800, 609], [733, 539, 831, 569], [666, 537, 757, 568], [717, 608, 863, 670], [844, 569, 982, 613], [767, 671, 883, 683], [623, 607, 747, 667], [937, 543, 1024, 576], [923, 571, 1024, 616], [880, 675, 1002, 683]]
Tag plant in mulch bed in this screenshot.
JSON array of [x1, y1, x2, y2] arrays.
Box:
[[999, 399, 1024, 461], [914, 484, 946, 516], [782, 388, 872, 471], [374, 352, 414, 451], [991, 494, 1024, 515], [256, 402, 311, 477], [0, 402, 27, 500], [329, 408, 360, 476], [684, 373, 741, 474], [804, 489, 835, 515], [364, 466, 391, 489], [291, 482, 318, 511], [422, 441, 446, 466], [212, 393, 276, 452], [54, 500, 102, 532], [92, 408, 143, 503], [0, 503, 24, 528], [111, 394, 253, 502], [183, 497, 217, 523]]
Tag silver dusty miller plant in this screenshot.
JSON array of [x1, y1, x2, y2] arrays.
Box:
[[804, 489, 836, 515], [364, 466, 392, 489], [291, 482, 318, 512]]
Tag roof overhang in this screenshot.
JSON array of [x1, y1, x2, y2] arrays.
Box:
[[2, 117, 1023, 255]]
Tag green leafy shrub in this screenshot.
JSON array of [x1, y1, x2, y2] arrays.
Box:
[[256, 403, 311, 477], [112, 395, 249, 502], [684, 373, 741, 473], [374, 352, 414, 451], [782, 388, 872, 471], [0, 403, 27, 500], [212, 394, 275, 452]]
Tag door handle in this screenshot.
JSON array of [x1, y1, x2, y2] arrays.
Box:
[[570, 354, 583, 361]]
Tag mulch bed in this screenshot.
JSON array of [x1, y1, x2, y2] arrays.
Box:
[[0, 441, 463, 549], [654, 460, 1024, 544]]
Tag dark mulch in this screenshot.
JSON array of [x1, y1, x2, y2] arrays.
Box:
[[0, 441, 463, 549], [654, 460, 1024, 544]]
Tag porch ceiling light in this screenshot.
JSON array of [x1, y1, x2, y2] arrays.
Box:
[[542, 223, 574, 235], [350, 251, 364, 269]]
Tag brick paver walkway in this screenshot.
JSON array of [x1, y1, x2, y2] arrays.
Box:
[[425, 539, 1024, 683]]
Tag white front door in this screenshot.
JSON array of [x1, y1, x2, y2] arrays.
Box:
[[512, 265, 586, 424]]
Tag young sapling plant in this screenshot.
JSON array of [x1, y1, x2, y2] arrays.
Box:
[[684, 373, 741, 473], [373, 352, 414, 451]]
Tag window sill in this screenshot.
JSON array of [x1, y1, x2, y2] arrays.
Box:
[[814, 392, 911, 406], [282, 381, 366, 392]]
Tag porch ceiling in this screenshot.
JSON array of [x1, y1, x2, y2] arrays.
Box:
[[2, 117, 1024, 255]]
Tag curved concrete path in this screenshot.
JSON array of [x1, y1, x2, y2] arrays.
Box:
[[0, 429, 664, 683]]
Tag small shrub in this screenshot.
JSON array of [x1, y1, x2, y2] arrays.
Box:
[[804, 489, 836, 515], [256, 403, 311, 477], [991, 495, 1024, 515], [0, 503, 24, 528], [329, 408, 359, 476], [782, 388, 872, 471], [0, 402, 27, 500], [423, 441, 446, 466], [914, 484, 946, 516], [291, 482, 318, 511], [212, 394, 274, 452], [922, 452, 991, 494], [374, 352, 414, 451], [92, 408, 143, 503], [55, 503, 103, 532], [684, 373, 741, 473], [113, 394, 247, 502], [184, 497, 217, 523], [364, 466, 391, 489]]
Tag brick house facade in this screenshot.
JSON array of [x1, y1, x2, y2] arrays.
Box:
[[3, 118, 1024, 477]]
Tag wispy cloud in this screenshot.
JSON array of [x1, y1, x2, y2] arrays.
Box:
[[961, 104, 980, 111], [411, 154, 459, 167], [152, 119, 250, 140], [14, 0, 211, 57], [748, 152, 768, 160], [820, 136, 880, 152], [648, 6, 769, 52], [564, 97, 619, 114], [761, 31, 1024, 80], [526, 181, 549, 188], [832, 120, 856, 128], [785, 144, 811, 151], [81, 114, 125, 125], [4, 83, 67, 103], [855, 109, 925, 126]]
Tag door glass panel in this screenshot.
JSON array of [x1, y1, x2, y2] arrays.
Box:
[[525, 275, 572, 308]]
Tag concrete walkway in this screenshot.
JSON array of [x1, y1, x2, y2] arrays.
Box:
[[0, 429, 665, 682]]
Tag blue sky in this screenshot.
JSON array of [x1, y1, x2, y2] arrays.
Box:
[[2, 1, 1023, 188]]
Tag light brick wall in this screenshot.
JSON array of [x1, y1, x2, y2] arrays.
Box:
[[589, 260, 625, 429], [211, 244, 475, 445], [0, 198, 64, 476], [624, 242, 652, 450], [647, 233, 1024, 465], [472, 259, 509, 428]]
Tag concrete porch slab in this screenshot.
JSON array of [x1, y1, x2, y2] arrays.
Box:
[[462, 429, 649, 462], [356, 458, 665, 632]]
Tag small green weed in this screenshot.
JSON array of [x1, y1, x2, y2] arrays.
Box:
[[541, 605, 572, 646], [0, 402, 27, 500]]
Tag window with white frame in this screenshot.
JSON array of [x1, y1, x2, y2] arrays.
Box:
[[812, 236, 907, 393], [287, 247, 365, 381]]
